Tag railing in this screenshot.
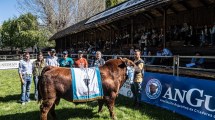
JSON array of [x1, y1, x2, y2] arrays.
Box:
[[1, 54, 214, 78], [0, 54, 38, 61], [176, 56, 215, 76]]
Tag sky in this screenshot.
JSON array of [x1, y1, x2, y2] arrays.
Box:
[[0, 0, 21, 25]]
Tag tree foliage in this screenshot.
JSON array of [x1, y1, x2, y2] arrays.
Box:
[[106, 0, 126, 8], [74, 0, 105, 23], [18, 0, 75, 34], [18, 0, 105, 34], [0, 13, 52, 51]]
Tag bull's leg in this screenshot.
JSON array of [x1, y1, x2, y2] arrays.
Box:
[[49, 104, 56, 120], [40, 98, 55, 120], [98, 100, 104, 113], [106, 92, 117, 120]]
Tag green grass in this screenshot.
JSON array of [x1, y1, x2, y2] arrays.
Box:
[[0, 69, 190, 120]]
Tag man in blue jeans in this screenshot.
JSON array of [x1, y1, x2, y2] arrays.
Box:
[[18, 52, 33, 105]]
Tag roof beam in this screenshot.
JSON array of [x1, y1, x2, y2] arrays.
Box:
[[198, 0, 210, 7], [100, 26, 108, 31], [141, 14, 152, 21], [155, 8, 164, 15], [110, 24, 119, 30], [169, 5, 179, 14], [178, 1, 192, 10], [144, 11, 156, 19]]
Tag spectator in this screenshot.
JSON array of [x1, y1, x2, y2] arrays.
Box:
[[145, 51, 155, 65], [140, 32, 147, 49], [32, 52, 45, 100], [209, 23, 215, 46], [151, 29, 158, 46], [186, 52, 205, 68], [59, 51, 74, 67], [129, 47, 135, 58], [161, 47, 173, 66], [75, 50, 88, 68], [200, 25, 209, 46], [181, 23, 189, 46], [18, 52, 33, 105], [187, 25, 194, 46], [161, 47, 173, 56], [131, 49, 144, 107], [46, 49, 59, 66], [92, 51, 105, 67]]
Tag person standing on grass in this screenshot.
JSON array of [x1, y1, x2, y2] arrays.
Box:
[[18, 52, 33, 105], [74, 50, 88, 68], [59, 51, 74, 67], [92, 51, 105, 67], [131, 49, 144, 107], [46, 49, 59, 66], [32, 52, 45, 100]]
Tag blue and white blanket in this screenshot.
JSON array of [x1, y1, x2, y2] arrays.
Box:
[[71, 67, 103, 102]]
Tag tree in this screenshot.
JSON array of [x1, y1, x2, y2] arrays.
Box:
[[106, 0, 126, 8], [74, 0, 106, 22], [18, 0, 106, 34], [0, 13, 51, 52], [0, 19, 17, 51], [18, 0, 75, 34]]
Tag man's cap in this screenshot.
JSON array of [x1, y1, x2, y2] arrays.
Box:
[[50, 49, 56, 53], [63, 51, 68, 54], [78, 50, 83, 54]]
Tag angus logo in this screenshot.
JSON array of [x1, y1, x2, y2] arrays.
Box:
[[146, 78, 162, 99]]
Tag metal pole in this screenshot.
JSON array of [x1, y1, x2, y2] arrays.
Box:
[[163, 8, 167, 48], [131, 19, 134, 45], [173, 56, 175, 76], [177, 56, 180, 76]]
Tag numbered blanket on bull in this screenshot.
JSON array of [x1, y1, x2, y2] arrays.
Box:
[[71, 67, 103, 102]]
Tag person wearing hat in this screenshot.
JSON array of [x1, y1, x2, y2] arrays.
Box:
[[74, 50, 88, 68], [92, 51, 105, 67], [59, 51, 74, 67], [46, 49, 59, 66]]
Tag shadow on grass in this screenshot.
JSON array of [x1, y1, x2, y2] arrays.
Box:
[[0, 94, 36, 103], [0, 94, 20, 102], [115, 95, 191, 120], [86, 95, 191, 120], [0, 107, 100, 120]]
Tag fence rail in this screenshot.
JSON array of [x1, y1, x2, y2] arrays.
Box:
[[0, 54, 214, 78]]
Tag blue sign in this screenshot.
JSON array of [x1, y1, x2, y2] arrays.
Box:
[[142, 72, 215, 120]]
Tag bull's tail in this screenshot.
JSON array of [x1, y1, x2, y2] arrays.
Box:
[[37, 66, 54, 103]]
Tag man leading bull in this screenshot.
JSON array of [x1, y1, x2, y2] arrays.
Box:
[[131, 49, 144, 107]]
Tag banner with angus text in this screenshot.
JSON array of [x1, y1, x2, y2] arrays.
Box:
[[141, 72, 215, 120]]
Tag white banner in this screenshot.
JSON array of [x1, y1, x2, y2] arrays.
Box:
[[0, 59, 36, 70], [119, 80, 133, 98]]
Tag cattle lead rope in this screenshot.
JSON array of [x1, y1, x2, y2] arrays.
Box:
[[83, 68, 90, 101]]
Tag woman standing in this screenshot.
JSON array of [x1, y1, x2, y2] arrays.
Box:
[[33, 52, 45, 100]]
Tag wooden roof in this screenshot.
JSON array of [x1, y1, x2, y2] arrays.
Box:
[[50, 0, 215, 40]]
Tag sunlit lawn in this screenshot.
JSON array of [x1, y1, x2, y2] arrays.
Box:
[[0, 69, 190, 120]]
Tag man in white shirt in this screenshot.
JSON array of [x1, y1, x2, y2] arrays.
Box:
[[46, 49, 59, 66], [18, 52, 33, 105]]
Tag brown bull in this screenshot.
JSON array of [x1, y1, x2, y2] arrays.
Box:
[[38, 58, 140, 120]]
